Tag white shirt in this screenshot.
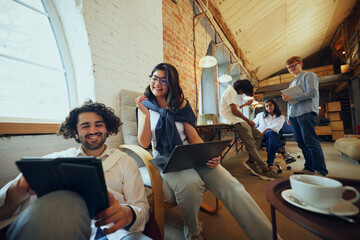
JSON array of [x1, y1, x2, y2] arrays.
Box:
[[220, 84, 245, 124], [149, 109, 187, 148], [0, 145, 149, 240], [253, 112, 285, 134]]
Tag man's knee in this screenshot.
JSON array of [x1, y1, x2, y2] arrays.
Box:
[[8, 190, 91, 240]]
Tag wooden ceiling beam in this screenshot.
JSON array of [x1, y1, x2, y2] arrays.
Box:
[[196, 0, 256, 84], [256, 73, 352, 95]]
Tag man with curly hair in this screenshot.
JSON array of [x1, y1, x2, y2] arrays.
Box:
[[220, 79, 281, 181], [0, 100, 150, 240]]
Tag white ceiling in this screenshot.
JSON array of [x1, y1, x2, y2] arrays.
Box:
[[211, 0, 358, 80]]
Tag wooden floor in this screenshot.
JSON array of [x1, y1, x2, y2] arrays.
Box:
[[163, 141, 360, 240]]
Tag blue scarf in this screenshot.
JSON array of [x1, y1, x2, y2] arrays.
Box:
[[142, 98, 197, 156]]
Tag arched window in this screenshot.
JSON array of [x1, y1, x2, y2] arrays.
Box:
[[0, 0, 76, 134]]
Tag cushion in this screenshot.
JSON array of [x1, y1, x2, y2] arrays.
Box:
[[335, 138, 360, 161], [120, 89, 143, 146]]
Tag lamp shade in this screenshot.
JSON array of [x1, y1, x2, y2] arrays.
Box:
[[199, 55, 217, 68], [218, 74, 232, 83]]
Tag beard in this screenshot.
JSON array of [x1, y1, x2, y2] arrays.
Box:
[[78, 132, 107, 150]]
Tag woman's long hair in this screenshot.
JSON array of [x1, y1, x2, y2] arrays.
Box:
[[144, 63, 184, 111], [263, 99, 282, 118]]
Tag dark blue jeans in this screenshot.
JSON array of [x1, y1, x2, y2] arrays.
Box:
[[262, 130, 283, 166], [289, 112, 328, 175]]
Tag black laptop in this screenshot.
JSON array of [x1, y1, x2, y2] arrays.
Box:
[[16, 157, 109, 218], [150, 140, 231, 173]]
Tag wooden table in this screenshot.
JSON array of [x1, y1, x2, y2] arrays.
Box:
[[197, 123, 243, 158], [264, 177, 360, 240]]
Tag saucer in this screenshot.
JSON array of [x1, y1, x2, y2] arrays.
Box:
[[281, 189, 359, 216]]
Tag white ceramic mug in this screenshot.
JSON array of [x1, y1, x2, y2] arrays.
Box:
[[290, 175, 360, 209]]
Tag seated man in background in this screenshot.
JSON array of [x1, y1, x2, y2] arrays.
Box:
[[220, 79, 281, 180], [0, 100, 150, 240]]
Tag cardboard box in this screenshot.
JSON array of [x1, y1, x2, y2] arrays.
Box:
[[326, 112, 341, 121], [330, 121, 344, 131], [315, 126, 332, 135], [326, 102, 341, 112], [332, 131, 345, 140]]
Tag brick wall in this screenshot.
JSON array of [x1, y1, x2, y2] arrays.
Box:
[[82, 0, 163, 114], [162, 0, 209, 114]]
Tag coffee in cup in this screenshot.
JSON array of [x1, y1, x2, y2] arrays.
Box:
[[290, 175, 360, 209]]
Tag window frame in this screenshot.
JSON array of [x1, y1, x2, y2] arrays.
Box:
[[0, 0, 77, 135]]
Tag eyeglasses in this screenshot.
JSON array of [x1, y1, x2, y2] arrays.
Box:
[[149, 75, 167, 86], [287, 62, 299, 69]]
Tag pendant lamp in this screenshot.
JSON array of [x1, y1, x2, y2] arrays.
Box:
[[199, 55, 217, 68], [218, 73, 232, 83], [199, 20, 217, 68]]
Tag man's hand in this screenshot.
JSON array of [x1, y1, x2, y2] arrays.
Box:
[[8, 175, 35, 205], [239, 100, 253, 109], [282, 94, 291, 102], [206, 156, 221, 168], [0, 175, 35, 221], [244, 99, 253, 106], [94, 192, 133, 235]]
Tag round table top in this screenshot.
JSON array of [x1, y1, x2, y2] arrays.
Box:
[[264, 177, 360, 240]]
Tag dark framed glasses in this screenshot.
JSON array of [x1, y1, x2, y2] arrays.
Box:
[[287, 62, 299, 69], [149, 75, 167, 86]]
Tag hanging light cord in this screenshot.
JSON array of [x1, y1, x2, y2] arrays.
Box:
[[192, 0, 198, 115]]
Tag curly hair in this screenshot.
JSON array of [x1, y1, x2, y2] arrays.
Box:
[[233, 79, 254, 96], [58, 100, 122, 143]]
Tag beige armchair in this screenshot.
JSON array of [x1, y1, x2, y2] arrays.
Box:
[[117, 90, 222, 239]]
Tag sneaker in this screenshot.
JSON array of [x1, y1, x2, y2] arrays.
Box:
[[260, 170, 282, 181], [263, 165, 273, 173], [243, 160, 262, 176], [185, 222, 204, 240], [283, 152, 296, 164], [294, 168, 315, 175]]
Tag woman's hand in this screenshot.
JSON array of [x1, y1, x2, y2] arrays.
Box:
[[94, 192, 133, 235], [206, 156, 221, 168], [135, 96, 149, 115], [261, 128, 270, 137]]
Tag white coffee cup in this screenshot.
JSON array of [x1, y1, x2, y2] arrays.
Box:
[[290, 175, 360, 209]]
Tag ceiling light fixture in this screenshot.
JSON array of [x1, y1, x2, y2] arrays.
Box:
[[218, 73, 232, 82], [199, 18, 217, 68]]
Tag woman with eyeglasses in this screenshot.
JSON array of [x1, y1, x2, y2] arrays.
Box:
[[253, 99, 295, 171], [136, 63, 279, 240]]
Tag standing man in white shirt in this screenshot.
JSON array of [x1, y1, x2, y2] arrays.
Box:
[[0, 100, 150, 240], [220, 79, 281, 180], [282, 56, 328, 176]]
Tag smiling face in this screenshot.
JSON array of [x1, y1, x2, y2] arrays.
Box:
[[150, 70, 168, 98], [75, 112, 108, 154], [265, 101, 275, 115]]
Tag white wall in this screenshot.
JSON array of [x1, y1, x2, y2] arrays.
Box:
[[0, 0, 163, 187]]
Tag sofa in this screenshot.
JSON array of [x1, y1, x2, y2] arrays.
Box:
[[334, 137, 360, 163]]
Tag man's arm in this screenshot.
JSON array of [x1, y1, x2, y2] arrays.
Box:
[[290, 72, 318, 102], [0, 175, 34, 222], [95, 154, 149, 234], [230, 103, 255, 127], [239, 99, 253, 109]]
